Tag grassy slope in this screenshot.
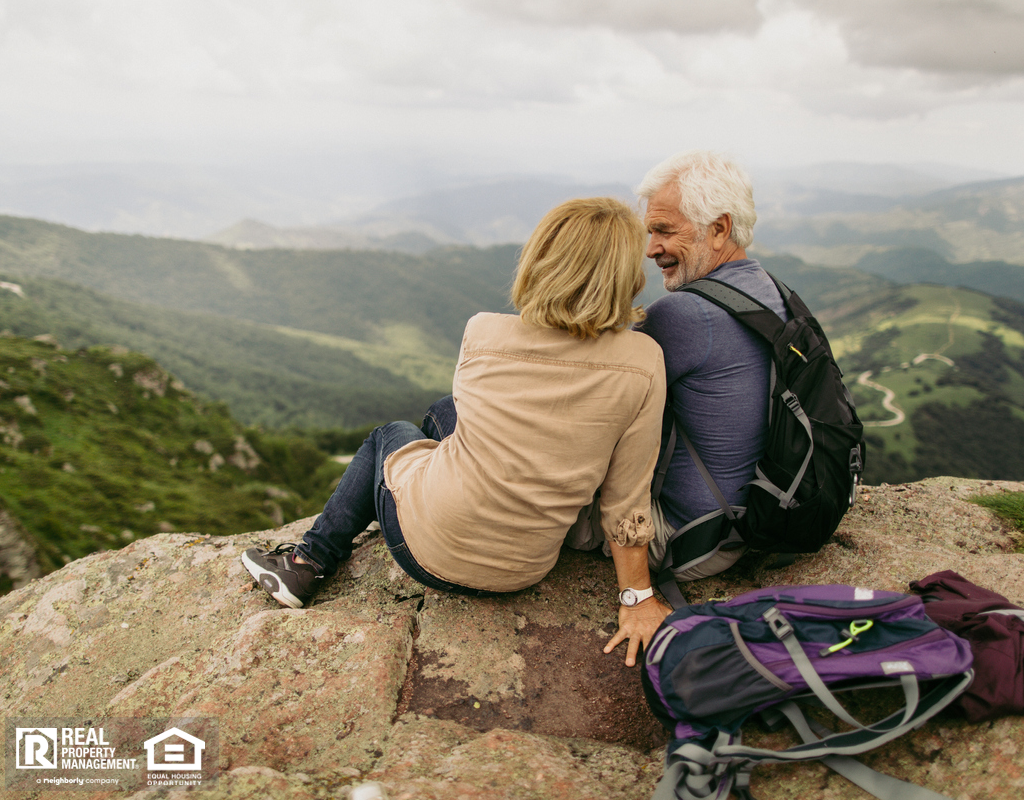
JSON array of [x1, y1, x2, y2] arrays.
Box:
[[0, 334, 348, 586]]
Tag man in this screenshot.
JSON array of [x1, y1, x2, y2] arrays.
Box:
[[573, 151, 781, 575], [634, 149, 787, 581], [585, 151, 786, 659]]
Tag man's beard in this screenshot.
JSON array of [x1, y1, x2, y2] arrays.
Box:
[[660, 239, 716, 291]]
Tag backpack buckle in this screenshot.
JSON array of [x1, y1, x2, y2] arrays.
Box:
[[849, 445, 863, 474], [763, 607, 793, 640]]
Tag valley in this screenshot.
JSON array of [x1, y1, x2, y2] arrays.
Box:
[[2, 169, 1024, 587]]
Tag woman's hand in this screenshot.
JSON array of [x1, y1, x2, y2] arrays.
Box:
[[603, 597, 672, 667]]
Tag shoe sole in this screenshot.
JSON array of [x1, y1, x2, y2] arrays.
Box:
[[241, 550, 306, 609]]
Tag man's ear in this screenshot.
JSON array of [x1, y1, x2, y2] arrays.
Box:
[[708, 214, 733, 252]]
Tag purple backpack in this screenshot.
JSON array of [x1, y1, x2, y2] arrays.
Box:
[[643, 584, 974, 800]]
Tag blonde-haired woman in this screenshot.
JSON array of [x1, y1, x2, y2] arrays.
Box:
[[243, 197, 670, 665]]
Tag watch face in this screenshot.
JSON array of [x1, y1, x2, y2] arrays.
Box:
[[620, 589, 638, 606]]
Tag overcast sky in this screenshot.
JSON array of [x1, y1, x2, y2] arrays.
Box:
[[2, 0, 1024, 192]]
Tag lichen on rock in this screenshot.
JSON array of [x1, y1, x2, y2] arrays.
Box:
[[1, 478, 1023, 799]]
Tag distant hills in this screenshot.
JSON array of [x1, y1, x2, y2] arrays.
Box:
[[206, 178, 637, 251], [207, 218, 445, 255], [0, 215, 516, 348], [2, 171, 1024, 485], [2, 159, 1009, 252], [756, 175, 1024, 269], [203, 169, 1024, 298], [0, 214, 524, 429]]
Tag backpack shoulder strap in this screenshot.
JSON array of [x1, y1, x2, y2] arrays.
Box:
[[765, 271, 816, 321], [679, 277, 786, 344], [727, 671, 972, 800]]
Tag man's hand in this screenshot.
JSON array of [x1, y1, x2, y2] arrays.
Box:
[[604, 596, 672, 667]]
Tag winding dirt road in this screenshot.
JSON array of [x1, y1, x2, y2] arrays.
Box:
[[857, 370, 905, 426]]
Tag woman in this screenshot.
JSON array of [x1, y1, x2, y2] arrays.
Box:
[[242, 196, 669, 664]]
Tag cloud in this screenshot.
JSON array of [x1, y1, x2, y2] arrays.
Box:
[[458, 0, 764, 35], [0, 0, 670, 115], [795, 0, 1024, 77], [0, 0, 1023, 179]]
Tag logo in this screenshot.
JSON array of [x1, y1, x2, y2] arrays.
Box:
[[15, 728, 58, 769], [143, 727, 206, 771], [6, 718, 217, 792]]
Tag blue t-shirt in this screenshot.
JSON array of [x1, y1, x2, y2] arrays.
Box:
[[635, 259, 788, 530]]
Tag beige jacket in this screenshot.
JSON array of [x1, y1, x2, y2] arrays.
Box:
[[383, 312, 666, 592]]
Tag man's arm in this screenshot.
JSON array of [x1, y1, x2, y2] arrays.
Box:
[[603, 540, 671, 667]]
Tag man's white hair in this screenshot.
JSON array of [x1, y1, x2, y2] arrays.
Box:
[[636, 150, 756, 249]]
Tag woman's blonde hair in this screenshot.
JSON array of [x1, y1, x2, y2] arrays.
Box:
[[512, 197, 647, 339]]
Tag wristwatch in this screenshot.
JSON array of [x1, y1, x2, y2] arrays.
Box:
[[619, 586, 655, 607]]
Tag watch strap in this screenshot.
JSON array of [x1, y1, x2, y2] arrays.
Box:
[[620, 586, 655, 606]]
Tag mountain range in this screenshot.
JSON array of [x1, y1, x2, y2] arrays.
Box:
[[2, 161, 1022, 600], [2, 210, 1023, 489], [756, 175, 1024, 268], [1, 160, 1011, 251], [2, 159, 1024, 484]]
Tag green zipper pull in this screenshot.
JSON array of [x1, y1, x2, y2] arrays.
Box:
[[818, 619, 873, 657]]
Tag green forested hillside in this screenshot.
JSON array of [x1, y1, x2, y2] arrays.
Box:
[[0, 214, 669, 428], [0, 334, 350, 591], [852, 248, 1024, 305], [824, 284, 1024, 484], [0, 215, 517, 349], [3, 213, 1024, 486], [0, 275, 444, 429]]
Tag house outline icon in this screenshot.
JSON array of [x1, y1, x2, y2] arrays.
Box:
[[143, 727, 205, 771]]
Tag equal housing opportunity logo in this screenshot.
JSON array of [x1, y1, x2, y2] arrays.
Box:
[[6, 718, 218, 791]]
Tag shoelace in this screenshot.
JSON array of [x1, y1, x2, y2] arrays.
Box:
[[266, 542, 324, 577]]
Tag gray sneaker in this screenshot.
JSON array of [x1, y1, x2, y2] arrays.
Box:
[[241, 543, 325, 608]]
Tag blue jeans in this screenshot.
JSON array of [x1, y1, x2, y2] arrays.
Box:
[[297, 396, 490, 595]]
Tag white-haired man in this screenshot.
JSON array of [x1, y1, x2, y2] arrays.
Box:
[[585, 151, 789, 657], [573, 151, 783, 616], [633, 150, 787, 583]]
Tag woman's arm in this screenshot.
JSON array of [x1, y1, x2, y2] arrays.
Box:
[[603, 539, 671, 666], [597, 345, 669, 665]]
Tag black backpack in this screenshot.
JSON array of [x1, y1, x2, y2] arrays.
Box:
[[653, 274, 865, 607]]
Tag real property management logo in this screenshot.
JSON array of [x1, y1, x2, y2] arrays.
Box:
[[15, 726, 136, 771], [16, 728, 58, 769], [7, 718, 218, 791]]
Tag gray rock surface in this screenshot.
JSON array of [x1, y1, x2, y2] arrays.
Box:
[[2, 476, 1023, 799]]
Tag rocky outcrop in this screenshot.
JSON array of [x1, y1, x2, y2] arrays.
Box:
[[2, 477, 1023, 799], [0, 507, 40, 591]]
